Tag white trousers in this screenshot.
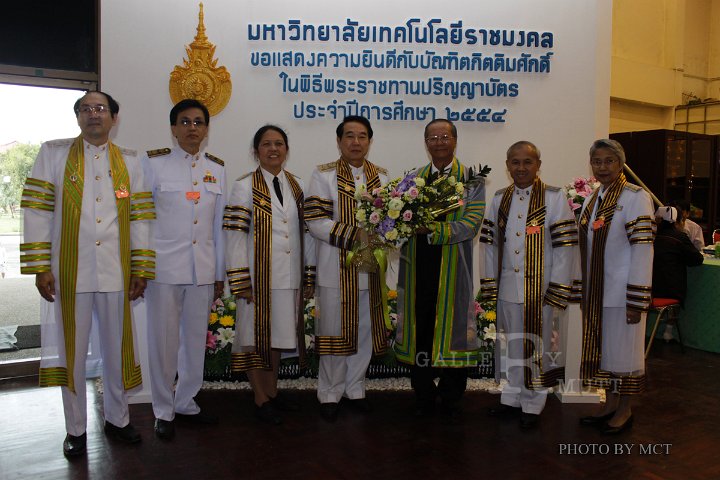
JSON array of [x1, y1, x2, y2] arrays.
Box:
[[146, 282, 213, 420], [61, 291, 129, 436], [316, 287, 372, 403], [498, 300, 549, 415]]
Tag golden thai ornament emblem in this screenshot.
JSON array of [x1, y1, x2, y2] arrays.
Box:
[[169, 3, 232, 116]]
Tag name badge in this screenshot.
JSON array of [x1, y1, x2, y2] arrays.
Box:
[[526, 225, 541, 235], [115, 186, 129, 198], [186, 191, 201, 201]]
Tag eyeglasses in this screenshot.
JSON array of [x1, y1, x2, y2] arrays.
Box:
[[179, 119, 207, 127], [78, 104, 109, 115], [425, 135, 454, 145], [590, 158, 619, 167]]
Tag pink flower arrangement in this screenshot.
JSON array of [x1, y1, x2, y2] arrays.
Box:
[[564, 176, 599, 215]]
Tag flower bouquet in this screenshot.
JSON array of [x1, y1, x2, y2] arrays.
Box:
[[350, 164, 490, 272], [474, 291, 497, 367], [564, 176, 599, 218], [204, 296, 236, 377]]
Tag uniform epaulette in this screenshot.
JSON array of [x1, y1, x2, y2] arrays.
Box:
[[494, 187, 508, 196], [236, 172, 253, 182], [118, 147, 137, 157], [318, 161, 337, 172], [205, 152, 225, 167], [546, 185, 561, 192], [376, 166, 388, 175], [624, 183, 642, 192], [45, 138, 74, 148], [146, 148, 171, 158], [285, 170, 299, 179]]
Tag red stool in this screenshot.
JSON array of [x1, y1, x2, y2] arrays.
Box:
[[645, 298, 684, 358]]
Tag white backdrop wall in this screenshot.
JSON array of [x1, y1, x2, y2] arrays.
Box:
[[101, 0, 611, 191]]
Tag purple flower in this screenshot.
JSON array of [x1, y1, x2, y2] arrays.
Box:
[[379, 217, 395, 234], [373, 197, 384, 208], [396, 173, 416, 192]]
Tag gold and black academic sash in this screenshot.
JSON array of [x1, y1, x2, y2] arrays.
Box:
[[578, 172, 626, 386], [233, 168, 306, 371]]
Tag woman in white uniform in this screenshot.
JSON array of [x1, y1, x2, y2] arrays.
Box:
[[224, 125, 315, 425], [578, 139, 654, 435]]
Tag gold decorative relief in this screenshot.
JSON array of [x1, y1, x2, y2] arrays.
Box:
[[169, 3, 232, 116]]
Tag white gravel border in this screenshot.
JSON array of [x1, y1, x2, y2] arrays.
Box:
[[200, 377, 505, 393]]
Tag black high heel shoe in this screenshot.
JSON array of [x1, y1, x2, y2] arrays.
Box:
[[601, 414, 633, 435], [579, 411, 616, 426]]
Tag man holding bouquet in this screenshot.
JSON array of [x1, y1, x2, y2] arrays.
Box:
[[305, 116, 388, 422], [394, 119, 486, 422], [480, 141, 578, 429]]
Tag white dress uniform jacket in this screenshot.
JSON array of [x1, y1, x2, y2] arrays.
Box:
[[142, 147, 225, 285]]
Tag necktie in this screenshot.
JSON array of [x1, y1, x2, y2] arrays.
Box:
[[595, 195, 604, 217], [273, 176, 283, 206]]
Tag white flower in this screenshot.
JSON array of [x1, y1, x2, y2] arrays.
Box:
[[483, 323, 497, 341], [216, 327, 235, 347], [356, 209, 367, 222], [455, 183, 465, 194], [447, 176, 457, 186], [384, 229, 398, 241], [414, 177, 425, 187], [388, 198, 404, 211]]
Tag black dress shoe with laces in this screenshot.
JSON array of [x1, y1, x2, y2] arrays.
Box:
[[579, 411, 616, 426], [320, 402, 339, 423], [175, 411, 219, 424], [255, 401, 282, 425], [520, 412, 540, 429], [103, 422, 141, 444], [63, 433, 87, 458], [154, 418, 175, 440], [270, 392, 300, 412], [488, 404, 522, 417]]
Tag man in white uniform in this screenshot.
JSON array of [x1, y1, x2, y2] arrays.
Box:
[[21, 91, 154, 457], [142, 99, 225, 439], [305, 116, 388, 422], [480, 141, 578, 429]]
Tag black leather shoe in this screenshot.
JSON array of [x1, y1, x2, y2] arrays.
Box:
[[345, 397, 372, 413], [104, 422, 141, 444], [488, 404, 521, 417], [520, 412, 540, 429], [270, 392, 300, 412], [319, 402, 339, 423], [601, 414, 634, 435], [255, 401, 282, 425], [63, 433, 87, 458], [154, 418, 175, 440], [175, 411, 219, 424], [579, 411, 616, 426]]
